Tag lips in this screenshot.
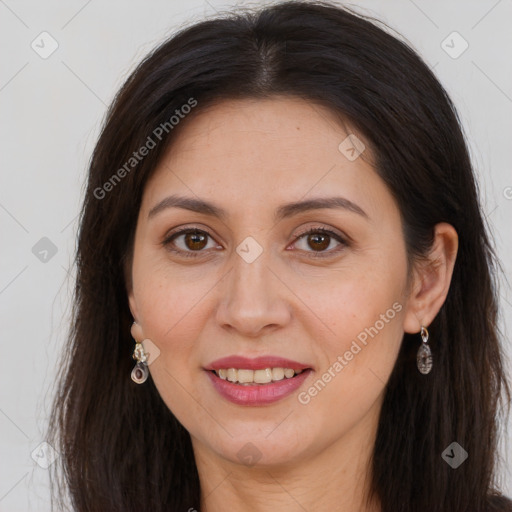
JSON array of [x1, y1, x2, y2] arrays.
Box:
[[206, 368, 312, 405], [204, 355, 313, 406]]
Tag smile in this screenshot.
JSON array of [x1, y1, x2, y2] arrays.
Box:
[[213, 367, 303, 384], [206, 368, 313, 406]]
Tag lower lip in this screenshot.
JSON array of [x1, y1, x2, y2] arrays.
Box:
[[205, 369, 312, 406]]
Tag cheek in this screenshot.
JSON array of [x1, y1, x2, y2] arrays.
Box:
[[133, 244, 218, 338], [134, 269, 210, 417], [304, 254, 406, 382], [297, 277, 404, 436], [132, 260, 216, 395]]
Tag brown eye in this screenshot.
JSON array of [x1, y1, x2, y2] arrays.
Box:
[[183, 230, 208, 250], [306, 232, 331, 251], [293, 227, 348, 257], [162, 228, 217, 257]]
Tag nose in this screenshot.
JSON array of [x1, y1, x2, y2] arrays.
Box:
[[215, 247, 292, 338]]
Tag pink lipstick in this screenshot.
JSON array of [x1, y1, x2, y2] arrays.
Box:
[[204, 355, 313, 406]]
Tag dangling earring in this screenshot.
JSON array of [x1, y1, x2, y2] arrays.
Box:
[[131, 322, 149, 384], [416, 325, 433, 374]]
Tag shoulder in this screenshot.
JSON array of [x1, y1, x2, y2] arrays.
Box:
[[486, 494, 512, 512]]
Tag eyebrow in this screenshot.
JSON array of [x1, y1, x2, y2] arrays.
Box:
[[147, 194, 369, 222]]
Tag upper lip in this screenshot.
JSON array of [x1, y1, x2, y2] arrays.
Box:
[[204, 355, 313, 371]]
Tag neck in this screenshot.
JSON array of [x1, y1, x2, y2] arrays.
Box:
[[193, 404, 382, 512]]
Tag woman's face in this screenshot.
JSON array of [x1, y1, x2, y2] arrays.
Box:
[[128, 96, 413, 468]]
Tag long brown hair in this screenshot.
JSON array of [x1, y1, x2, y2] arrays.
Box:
[[45, 1, 511, 510]]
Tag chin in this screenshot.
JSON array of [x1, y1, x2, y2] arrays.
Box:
[[210, 432, 312, 469]]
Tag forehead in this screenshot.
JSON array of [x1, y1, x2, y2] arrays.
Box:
[[141, 96, 392, 221]]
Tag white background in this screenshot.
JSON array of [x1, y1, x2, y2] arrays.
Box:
[[0, 0, 511, 509]]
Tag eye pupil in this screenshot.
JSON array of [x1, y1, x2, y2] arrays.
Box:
[[308, 233, 330, 251], [186, 231, 207, 250]]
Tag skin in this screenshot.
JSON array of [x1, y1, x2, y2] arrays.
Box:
[[127, 96, 458, 511]]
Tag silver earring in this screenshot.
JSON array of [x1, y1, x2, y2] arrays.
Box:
[[131, 323, 149, 384], [416, 325, 432, 374]]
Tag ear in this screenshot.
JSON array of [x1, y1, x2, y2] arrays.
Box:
[[123, 249, 140, 330], [127, 286, 145, 341], [403, 222, 458, 334], [130, 319, 144, 341]]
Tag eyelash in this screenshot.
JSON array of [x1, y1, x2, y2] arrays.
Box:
[[162, 225, 349, 259]]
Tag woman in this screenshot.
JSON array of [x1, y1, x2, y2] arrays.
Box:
[[46, 1, 512, 510]]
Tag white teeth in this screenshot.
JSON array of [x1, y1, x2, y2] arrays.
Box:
[[254, 368, 272, 384], [237, 369, 254, 383], [214, 367, 306, 384], [284, 368, 295, 378], [271, 368, 285, 381]]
